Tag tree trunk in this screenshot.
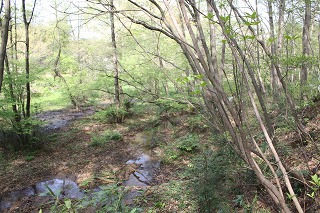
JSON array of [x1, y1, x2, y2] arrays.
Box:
[[53, 48, 78, 108], [301, 0, 311, 101], [267, 0, 280, 94], [22, 0, 37, 118], [256, 0, 266, 94], [277, 0, 285, 53], [0, 0, 10, 93], [110, 0, 120, 107], [207, 2, 220, 83]]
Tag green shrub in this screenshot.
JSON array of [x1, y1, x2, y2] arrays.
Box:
[[163, 147, 180, 163], [155, 98, 189, 115], [187, 115, 208, 131], [176, 134, 199, 152], [93, 106, 128, 123], [185, 135, 254, 212], [90, 131, 122, 147]]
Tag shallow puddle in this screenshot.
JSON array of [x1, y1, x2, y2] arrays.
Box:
[[0, 178, 83, 212], [124, 153, 160, 187], [36, 108, 95, 130]]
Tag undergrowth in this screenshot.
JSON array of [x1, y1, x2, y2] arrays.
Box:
[[90, 131, 122, 147]]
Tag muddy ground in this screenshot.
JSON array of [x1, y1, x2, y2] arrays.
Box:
[[0, 107, 176, 212]]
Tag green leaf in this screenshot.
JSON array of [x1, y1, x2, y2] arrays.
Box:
[[130, 208, 138, 213], [268, 37, 276, 43], [220, 15, 230, 22], [245, 12, 258, 19], [243, 35, 255, 40], [307, 192, 315, 198], [250, 21, 261, 25], [284, 35, 292, 40], [293, 35, 300, 40], [39, 210, 43, 213], [286, 193, 296, 200], [311, 174, 320, 186], [64, 199, 72, 209], [205, 12, 214, 20], [200, 81, 207, 87], [190, 89, 201, 95]]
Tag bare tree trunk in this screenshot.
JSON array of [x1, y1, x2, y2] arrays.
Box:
[[8, 20, 21, 124], [156, 33, 168, 95], [268, 0, 280, 94], [256, 0, 266, 94], [5, 55, 20, 124], [207, 2, 220, 83], [120, 0, 303, 211], [0, 0, 10, 93], [301, 0, 311, 101], [110, 0, 120, 107], [277, 0, 285, 53], [22, 0, 37, 118], [53, 48, 77, 108]]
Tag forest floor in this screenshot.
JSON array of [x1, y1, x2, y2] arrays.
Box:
[[0, 101, 319, 212], [0, 104, 198, 212]]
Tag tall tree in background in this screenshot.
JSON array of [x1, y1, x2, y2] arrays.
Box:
[[22, 0, 37, 118], [301, 0, 311, 100], [267, 0, 280, 95], [52, 1, 78, 108], [110, 0, 120, 107], [0, 0, 10, 93]]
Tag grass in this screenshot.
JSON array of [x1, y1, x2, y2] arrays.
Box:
[[90, 131, 122, 147], [32, 90, 71, 112]]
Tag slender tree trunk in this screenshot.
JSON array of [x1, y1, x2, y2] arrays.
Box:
[[24, 22, 31, 118], [53, 48, 77, 108], [256, 0, 266, 94], [110, 0, 120, 107], [277, 0, 285, 54], [207, 2, 220, 83], [301, 0, 311, 101], [0, 0, 10, 93], [267, 0, 280, 95], [22, 0, 37, 118], [156, 33, 168, 95], [318, 19, 320, 73]]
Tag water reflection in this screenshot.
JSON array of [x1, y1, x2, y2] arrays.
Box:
[[0, 178, 83, 212]]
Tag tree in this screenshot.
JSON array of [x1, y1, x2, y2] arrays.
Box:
[[301, 0, 311, 100], [0, 0, 10, 93], [110, 0, 120, 107], [22, 0, 37, 118], [95, 0, 308, 211]]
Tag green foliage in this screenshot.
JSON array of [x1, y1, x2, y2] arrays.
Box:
[[185, 134, 253, 212], [307, 174, 320, 199], [163, 133, 199, 163], [176, 134, 199, 152], [187, 115, 208, 132], [90, 131, 122, 147], [43, 184, 140, 212], [79, 184, 142, 213], [25, 151, 36, 161], [148, 180, 196, 212], [155, 98, 189, 115], [233, 194, 258, 212], [163, 147, 179, 162], [40, 184, 80, 213], [93, 106, 128, 123], [33, 90, 71, 111]]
